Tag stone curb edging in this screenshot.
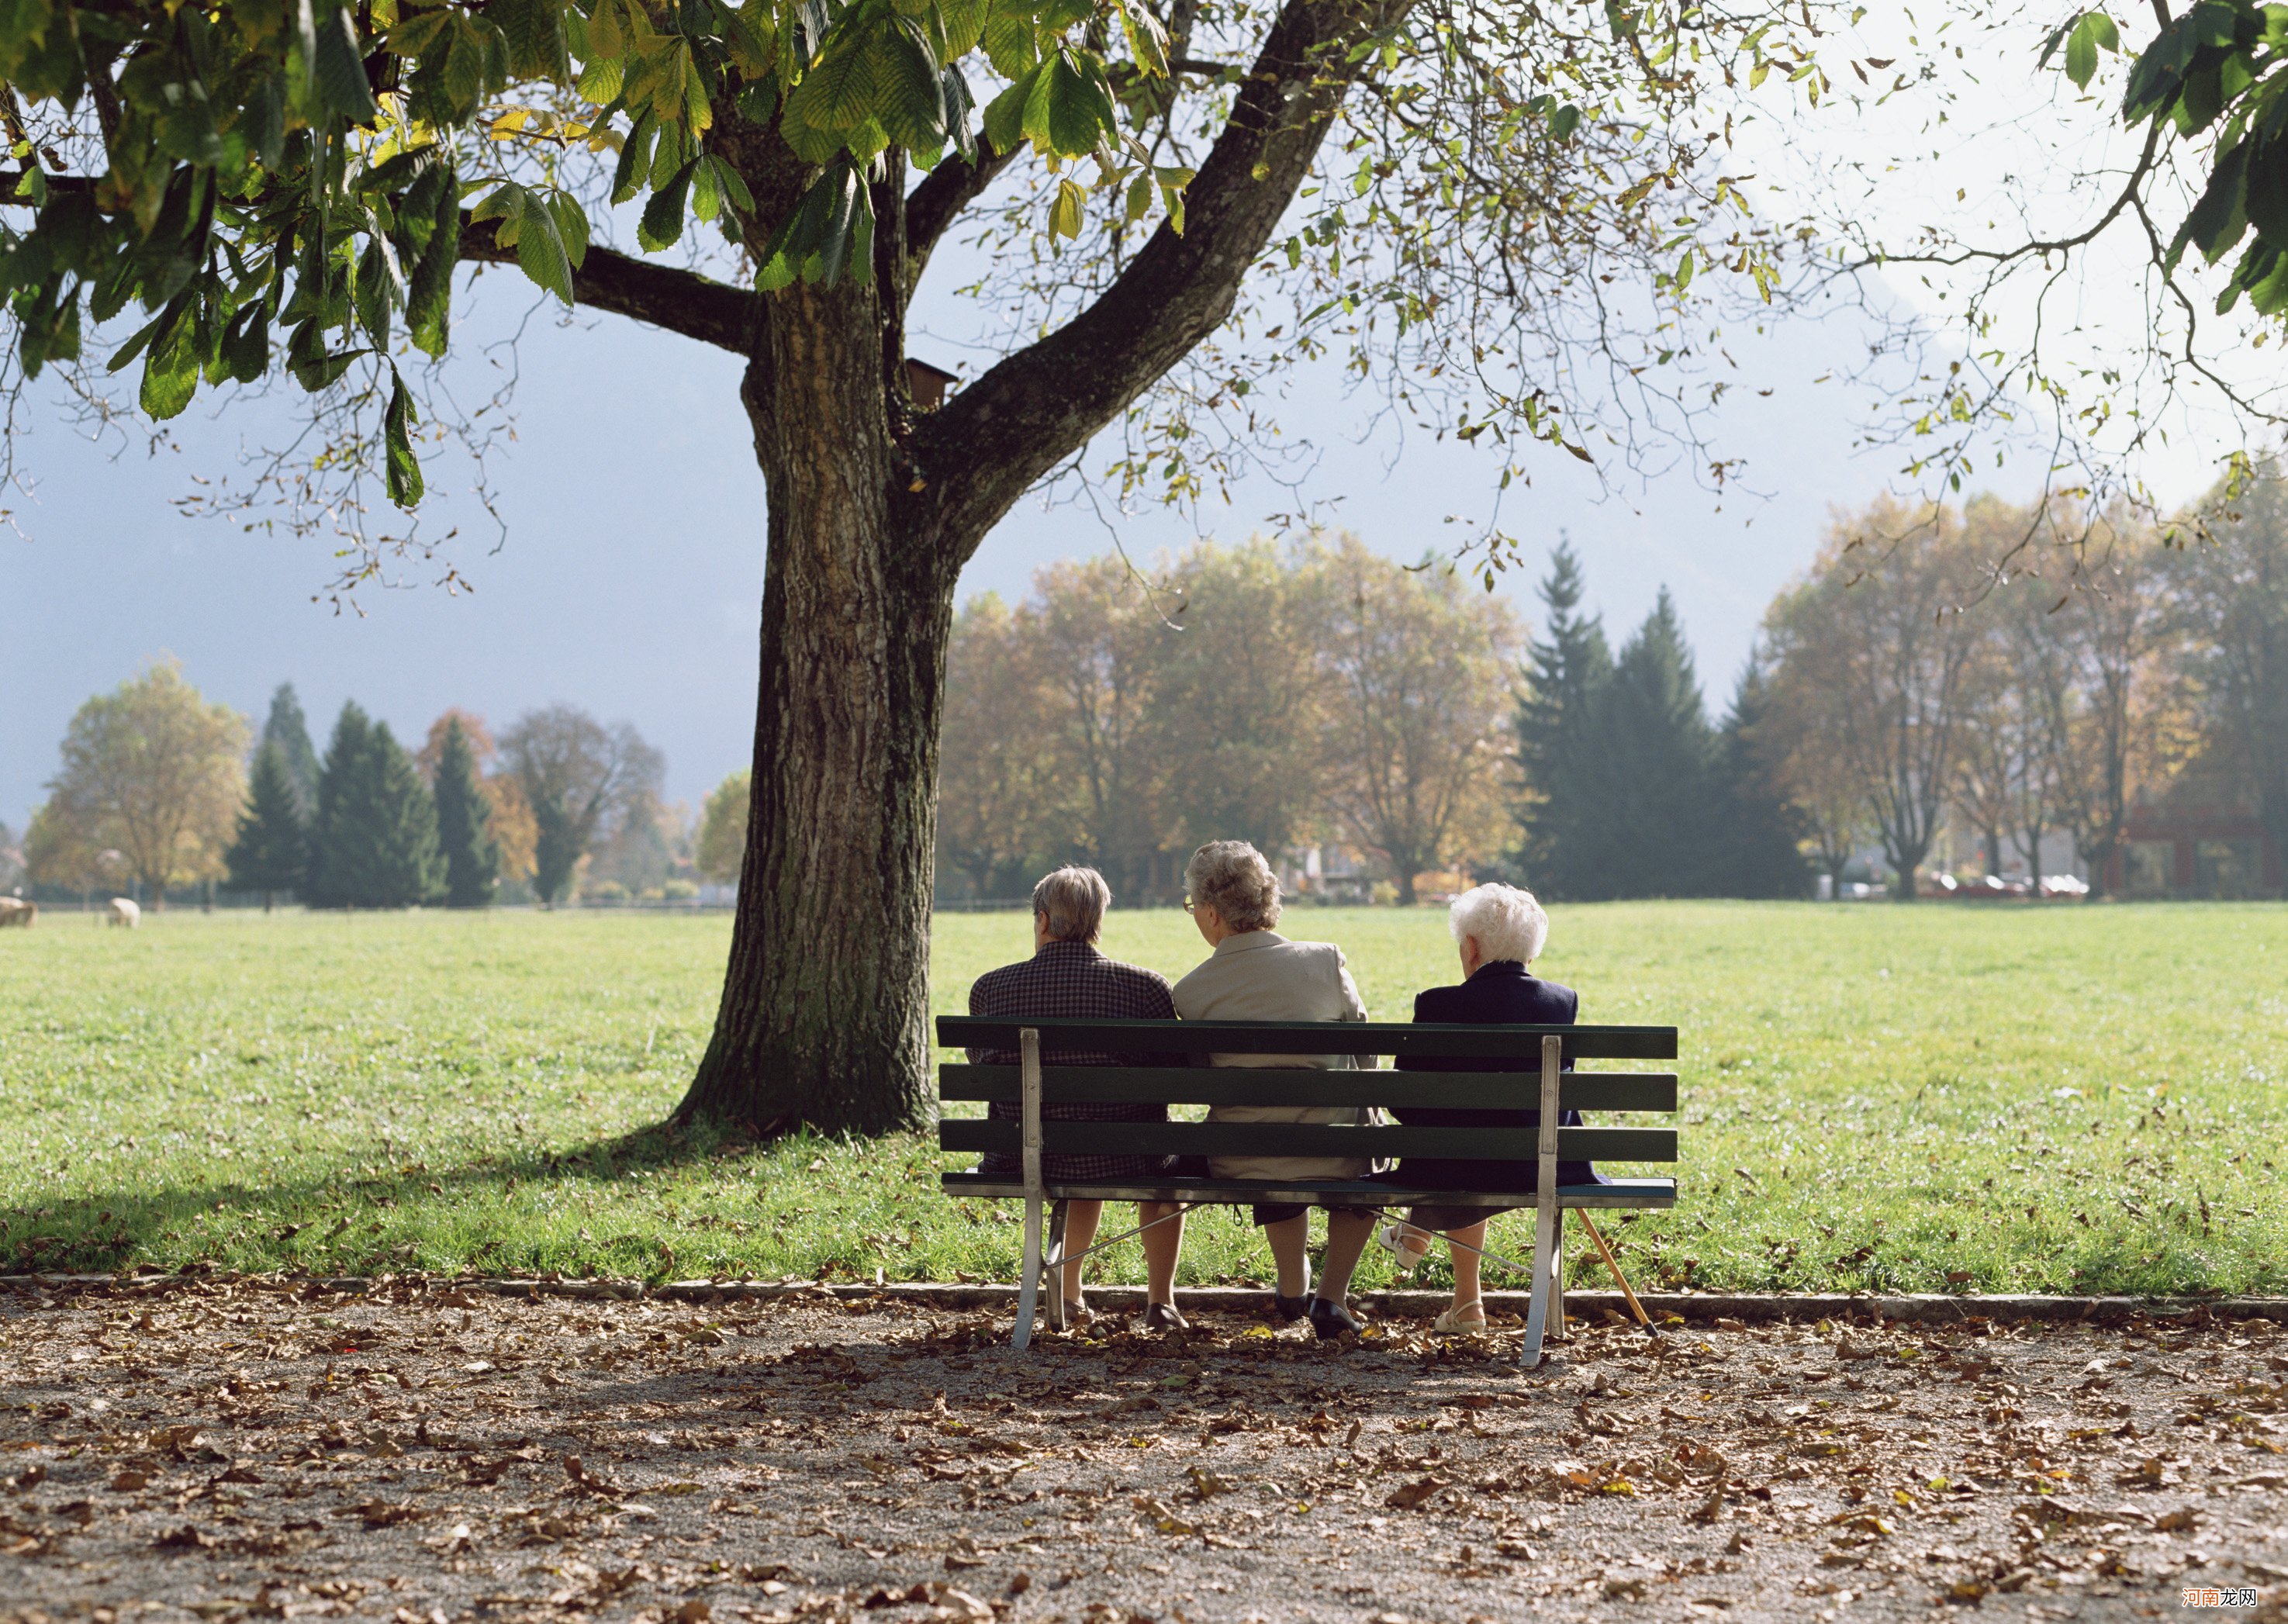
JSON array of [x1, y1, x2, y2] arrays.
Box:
[[2, 1271, 2283, 1325]]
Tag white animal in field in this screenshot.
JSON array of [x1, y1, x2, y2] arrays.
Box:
[[0, 897, 33, 928], [108, 897, 140, 928]]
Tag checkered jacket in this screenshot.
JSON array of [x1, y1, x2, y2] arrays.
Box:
[[966, 939, 1185, 1181]]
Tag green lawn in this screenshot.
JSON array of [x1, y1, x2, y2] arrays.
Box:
[[2, 902, 2283, 1297]]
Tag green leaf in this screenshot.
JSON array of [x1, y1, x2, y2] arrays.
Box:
[[1049, 174, 1084, 238], [982, 0, 1039, 79], [313, 3, 380, 121], [638, 157, 700, 251], [140, 345, 199, 420], [613, 110, 658, 206], [875, 18, 948, 150], [221, 302, 271, 383], [1037, 48, 1113, 157], [517, 188, 577, 304], [493, 0, 571, 81], [1125, 171, 1153, 223], [983, 64, 1040, 155], [385, 365, 423, 508], [549, 192, 592, 269], [407, 163, 461, 357], [786, 33, 878, 134], [938, 0, 988, 64]]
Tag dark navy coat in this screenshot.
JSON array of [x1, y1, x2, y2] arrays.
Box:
[[1384, 959, 1606, 1191]]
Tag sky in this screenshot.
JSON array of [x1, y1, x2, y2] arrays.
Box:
[[0, 9, 2255, 834]]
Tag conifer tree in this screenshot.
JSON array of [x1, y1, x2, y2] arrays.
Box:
[[1595, 590, 1718, 897], [225, 741, 309, 911], [531, 789, 582, 908], [262, 684, 322, 817], [1710, 660, 1811, 899], [308, 706, 444, 908], [1513, 543, 1616, 899], [433, 718, 501, 909]]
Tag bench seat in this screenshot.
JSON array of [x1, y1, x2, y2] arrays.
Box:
[[940, 1173, 1678, 1208]]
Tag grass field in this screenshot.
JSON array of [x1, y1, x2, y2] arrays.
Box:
[[2, 901, 2283, 1297]]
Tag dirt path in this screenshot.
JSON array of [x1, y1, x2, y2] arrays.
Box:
[[2, 1280, 2282, 1623]]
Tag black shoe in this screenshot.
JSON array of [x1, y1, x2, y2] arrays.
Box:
[[1308, 1297, 1363, 1341], [1143, 1301, 1189, 1333], [1273, 1293, 1312, 1324]]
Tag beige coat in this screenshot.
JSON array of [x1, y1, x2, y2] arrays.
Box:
[[1170, 931, 1376, 1181]]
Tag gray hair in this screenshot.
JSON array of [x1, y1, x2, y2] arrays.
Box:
[[1185, 840, 1281, 933], [1449, 883, 1548, 965], [1032, 866, 1111, 942]]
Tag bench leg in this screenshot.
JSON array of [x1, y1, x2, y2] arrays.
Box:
[[1519, 1197, 1560, 1369], [1013, 1196, 1045, 1352], [1045, 1200, 1070, 1334]]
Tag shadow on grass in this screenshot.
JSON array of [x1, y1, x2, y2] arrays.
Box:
[[0, 1116, 795, 1278]]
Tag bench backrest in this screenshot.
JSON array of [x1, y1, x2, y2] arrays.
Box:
[[935, 1016, 1679, 1171]]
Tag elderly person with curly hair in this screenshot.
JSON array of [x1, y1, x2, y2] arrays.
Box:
[[1374, 882, 1605, 1333], [1171, 840, 1381, 1340]]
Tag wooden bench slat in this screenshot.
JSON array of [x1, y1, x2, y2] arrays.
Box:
[[938, 1120, 1677, 1162], [939, 1173, 1678, 1207], [936, 1015, 1678, 1060], [939, 1063, 1678, 1112]]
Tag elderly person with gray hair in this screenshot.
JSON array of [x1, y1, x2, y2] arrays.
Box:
[[966, 866, 1191, 1331], [1373, 882, 1606, 1333], [1171, 840, 1381, 1340]]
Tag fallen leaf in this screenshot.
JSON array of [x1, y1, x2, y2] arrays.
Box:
[[1385, 1475, 1451, 1510]]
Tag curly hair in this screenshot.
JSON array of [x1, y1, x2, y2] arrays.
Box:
[[1184, 841, 1281, 933]]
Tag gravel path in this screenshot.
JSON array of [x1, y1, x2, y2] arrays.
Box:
[[2, 1280, 2283, 1623]]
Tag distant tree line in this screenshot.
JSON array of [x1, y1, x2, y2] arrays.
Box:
[[1760, 479, 2288, 899], [19, 673, 683, 909]]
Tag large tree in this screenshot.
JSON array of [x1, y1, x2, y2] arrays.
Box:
[[0, 0, 1823, 1133], [1312, 536, 1516, 903], [39, 659, 250, 904], [499, 706, 664, 905]]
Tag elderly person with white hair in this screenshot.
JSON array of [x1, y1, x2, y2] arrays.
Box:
[[966, 866, 1192, 1331], [1373, 883, 1606, 1333], [1171, 840, 1381, 1341]]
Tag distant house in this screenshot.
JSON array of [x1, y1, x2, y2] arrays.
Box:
[[2106, 771, 2284, 898]]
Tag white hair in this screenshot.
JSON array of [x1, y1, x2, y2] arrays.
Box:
[[1032, 866, 1111, 942], [1449, 883, 1547, 965], [1185, 841, 1282, 932]]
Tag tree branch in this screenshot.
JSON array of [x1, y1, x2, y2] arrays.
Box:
[[903, 140, 1019, 292], [915, 0, 1411, 552], [459, 217, 759, 355], [0, 170, 99, 202]]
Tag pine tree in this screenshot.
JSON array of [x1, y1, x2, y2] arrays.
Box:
[[261, 683, 321, 817], [531, 786, 581, 906], [1512, 541, 1615, 898], [307, 705, 444, 908], [432, 717, 500, 908], [1595, 589, 1718, 897], [1709, 658, 1810, 898], [225, 740, 308, 910]]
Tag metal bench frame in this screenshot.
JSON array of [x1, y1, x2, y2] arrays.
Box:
[[937, 1015, 1679, 1367]]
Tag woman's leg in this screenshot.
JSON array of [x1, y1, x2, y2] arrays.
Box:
[[1445, 1220, 1488, 1311], [1263, 1212, 1312, 1297], [1138, 1201, 1185, 1304], [1059, 1200, 1104, 1304], [1315, 1208, 1377, 1304]]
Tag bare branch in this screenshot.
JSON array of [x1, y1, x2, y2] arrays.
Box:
[[458, 217, 759, 354]]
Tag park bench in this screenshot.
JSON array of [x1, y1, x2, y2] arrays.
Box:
[[936, 1014, 1680, 1365]]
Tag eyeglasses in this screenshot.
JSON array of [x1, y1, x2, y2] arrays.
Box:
[[1182, 897, 1196, 913]]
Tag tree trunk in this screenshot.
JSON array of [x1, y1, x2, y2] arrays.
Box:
[[676, 259, 959, 1138]]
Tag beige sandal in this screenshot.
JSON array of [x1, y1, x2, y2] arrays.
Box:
[[1432, 1300, 1487, 1335], [1374, 1222, 1436, 1278]]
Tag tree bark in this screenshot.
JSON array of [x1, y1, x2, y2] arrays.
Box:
[[675, 207, 958, 1136]]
